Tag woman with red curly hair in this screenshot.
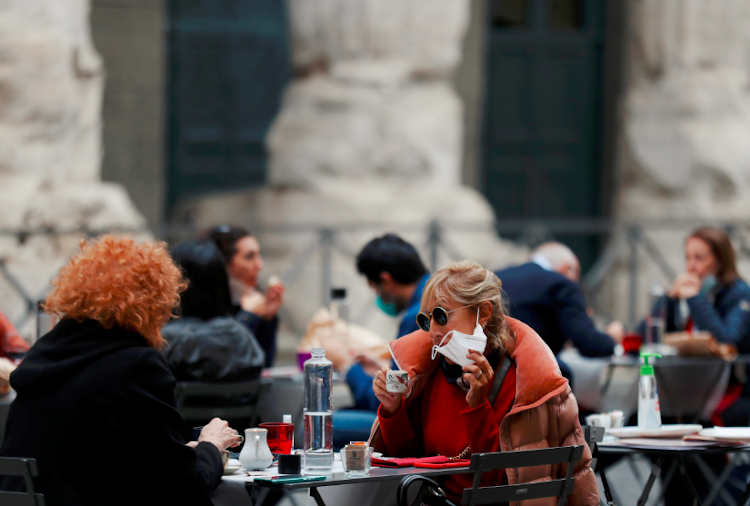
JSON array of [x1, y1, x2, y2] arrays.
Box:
[[0, 235, 240, 506]]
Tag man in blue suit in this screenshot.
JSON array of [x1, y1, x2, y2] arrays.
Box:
[[496, 242, 624, 386]]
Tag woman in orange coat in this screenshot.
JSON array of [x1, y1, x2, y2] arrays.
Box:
[[370, 260, 599, 505]]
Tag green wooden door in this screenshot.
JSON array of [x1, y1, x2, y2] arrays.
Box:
[[484, 0, 606, 269], [166, 0, 291, 216]]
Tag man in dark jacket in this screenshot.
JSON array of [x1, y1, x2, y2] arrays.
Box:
[[496, 242, 624, 385], [347, 233, 429, 410]]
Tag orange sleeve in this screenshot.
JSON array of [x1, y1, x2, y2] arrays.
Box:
[[0, 310, 29, 357]]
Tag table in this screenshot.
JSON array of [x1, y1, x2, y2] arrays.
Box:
[[215, 457, 474, 506], [597, 439, 750, 506], [560, 349, 733, 422]]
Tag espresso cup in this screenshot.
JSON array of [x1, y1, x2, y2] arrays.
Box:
[[386, 370, 409, 393]]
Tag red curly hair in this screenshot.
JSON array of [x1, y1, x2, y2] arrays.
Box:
[[44, 235, 186, 350]]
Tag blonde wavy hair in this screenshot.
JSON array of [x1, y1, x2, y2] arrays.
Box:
[[43, 235, 187, 350], [421, 260, 515, 354]]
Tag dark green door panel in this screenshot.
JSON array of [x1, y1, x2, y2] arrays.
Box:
[[167, 0, 291, 215], [484, 0, 606, 269]]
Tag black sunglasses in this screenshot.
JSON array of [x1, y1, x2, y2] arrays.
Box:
[[416, 305, 472, 332]]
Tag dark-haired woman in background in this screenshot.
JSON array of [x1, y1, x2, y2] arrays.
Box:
[[205, 225, 284, 367], [644, 229, 750, 506], [161, 239, 265, 383], [664, 228, 750, 425]]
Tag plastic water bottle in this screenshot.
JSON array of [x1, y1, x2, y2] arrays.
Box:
[[303, 348, 333, 472], [638, 353, 662, 430], [646, 284, 665, 345], [330, 288, 349, 323]]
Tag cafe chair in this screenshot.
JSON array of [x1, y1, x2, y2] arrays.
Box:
[[0, 456, 45, 506], [397, 445, 584, 506], [175, 379, 267, 430]]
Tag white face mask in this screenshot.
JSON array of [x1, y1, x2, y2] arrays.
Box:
[[430, 310, 487, 367]]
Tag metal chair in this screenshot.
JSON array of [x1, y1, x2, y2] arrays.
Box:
[[396, 445, 584, 506], [174, 380, 267, 429], [462, 445, 584, 506], [0, 456, 45, 506]]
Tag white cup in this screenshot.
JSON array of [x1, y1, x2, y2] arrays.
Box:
[[385, 370, 409, 393], [609, 410, 624, 428], [585, 414, 611, 429]]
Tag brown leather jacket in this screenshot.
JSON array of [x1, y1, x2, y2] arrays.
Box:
[[368, 317, 600, 506]]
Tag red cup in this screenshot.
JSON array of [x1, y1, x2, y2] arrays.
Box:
[[259, 422, 294, 455], [622, 333, 642, 355]]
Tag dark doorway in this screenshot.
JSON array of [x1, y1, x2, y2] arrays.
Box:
[[166, 0, 291, 218], [483, 0, 607, 270]]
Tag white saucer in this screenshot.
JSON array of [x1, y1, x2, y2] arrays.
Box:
[[224, 464, 242, 475], [699, 427, 750, 442], [607, 424, 703, 439]]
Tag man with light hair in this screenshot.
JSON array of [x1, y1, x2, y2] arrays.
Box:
[[496, 242, 624, 386]]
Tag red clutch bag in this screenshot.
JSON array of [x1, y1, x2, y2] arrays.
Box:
[[372, 456, 470, 468]]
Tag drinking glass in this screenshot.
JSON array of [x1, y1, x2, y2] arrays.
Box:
[[259, 422, 294, 455]]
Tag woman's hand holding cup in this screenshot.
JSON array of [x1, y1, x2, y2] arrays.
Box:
[[373, 366, 403, 418]]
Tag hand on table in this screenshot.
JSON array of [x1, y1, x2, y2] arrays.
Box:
[[373, 366, 403, 418], [462, 351, 494, 409], [668, 273, 701, 300], [198, 418, 242, 451]]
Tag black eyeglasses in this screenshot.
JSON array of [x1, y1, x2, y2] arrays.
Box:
[[416, 305, 472, 332]]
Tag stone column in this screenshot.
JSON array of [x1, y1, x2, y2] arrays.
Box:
[[0, 0, 147, 336]]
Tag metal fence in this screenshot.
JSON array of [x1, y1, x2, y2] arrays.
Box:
[[4, 219, 750, 332]]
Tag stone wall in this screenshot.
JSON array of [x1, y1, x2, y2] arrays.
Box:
[[0, 0, 148, 338], [604, 0, 750, 324]]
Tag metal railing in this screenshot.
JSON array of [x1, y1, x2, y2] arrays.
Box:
[[3, 219, 750, 332]]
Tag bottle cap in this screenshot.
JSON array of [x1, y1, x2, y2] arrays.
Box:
[[331, 288, 347, 300], [640, 352, 661, 375], [283, 414, 292, 424], [311, 347, 326, 357]]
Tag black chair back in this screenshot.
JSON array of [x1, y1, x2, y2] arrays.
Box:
[[461, 445, 584, 506], [0, 457, 45, 506], [174, 380, 267, 429]]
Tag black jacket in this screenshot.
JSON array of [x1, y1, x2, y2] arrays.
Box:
[[0, 319, 223, 506], [496, 262, 615, 357], [161, 316, 265, 382], [236, 309, 278, 368]]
